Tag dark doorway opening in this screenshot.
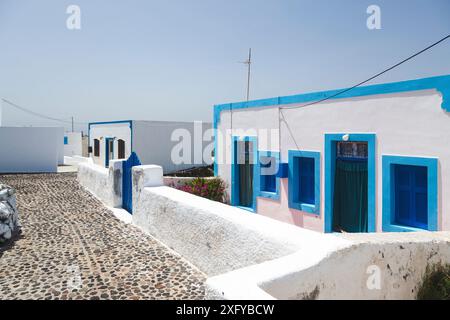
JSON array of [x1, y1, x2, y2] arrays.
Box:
[[235, 140, 255, 209]]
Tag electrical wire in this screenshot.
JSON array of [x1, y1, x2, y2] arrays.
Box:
[[279, 34, 450, 152], [1, 98, 88, 125], [280, 34, 450, 110]]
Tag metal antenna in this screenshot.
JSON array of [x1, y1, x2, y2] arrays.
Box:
[[239, 48, 252, 101]]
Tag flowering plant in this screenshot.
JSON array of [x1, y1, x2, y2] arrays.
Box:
[[177, 177, 227, 203]]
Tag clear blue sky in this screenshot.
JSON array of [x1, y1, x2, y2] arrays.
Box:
[[0, 0, 449, 132]]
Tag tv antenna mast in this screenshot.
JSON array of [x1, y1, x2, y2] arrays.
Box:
[[239, 48, 252, 101]]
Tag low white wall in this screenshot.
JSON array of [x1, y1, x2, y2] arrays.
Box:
[[206, 232, 450, 300], [64, 156, 92, 166], [132, 165, 349, 276], [77, 160, 123, 207], [130, 163, 450, 300], [0, 127, 62, 173]]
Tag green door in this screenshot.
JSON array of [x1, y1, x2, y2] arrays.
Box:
[[332, 158, 368, 233]]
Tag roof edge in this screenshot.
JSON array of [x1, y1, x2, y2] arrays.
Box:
[[214, 74, 450, 127]]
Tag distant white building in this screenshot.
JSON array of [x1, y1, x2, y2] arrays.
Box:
[[0, 127, 64, 173], [64, 132, 83, 157], [88, 120, 212, 173]]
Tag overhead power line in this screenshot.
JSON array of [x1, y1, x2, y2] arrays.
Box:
[[279, 34, 450, 152], [1, 98, 88, 125], [280, 34, 450, 110]]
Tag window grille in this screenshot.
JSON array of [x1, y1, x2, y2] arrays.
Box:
[[337, 142, 368, 159], [237, 141, 254, 164]]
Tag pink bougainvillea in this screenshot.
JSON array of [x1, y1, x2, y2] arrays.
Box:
[[176, 177, 227, 203]]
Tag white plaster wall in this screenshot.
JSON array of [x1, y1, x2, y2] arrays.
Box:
[[89, 123, 132, 166], [56, 127, 64, 165], [130, 164, 450, 299], [0, 127, 62, 173], [64, 155, 92, 166], [217, 90, 450, 231], [64, 132, 82, 156], [131, 164, 347, 276], [207, 232, 450, 300], [133, 121, 212, 174], [77, 160, 124, 207]]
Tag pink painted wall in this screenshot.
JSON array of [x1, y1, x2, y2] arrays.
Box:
[[256, 179, 323, 232]]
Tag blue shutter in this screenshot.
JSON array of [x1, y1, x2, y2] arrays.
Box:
[[260, 156, 277, 193], [299, 157, 315, 205], [394, 165, 428, 229]]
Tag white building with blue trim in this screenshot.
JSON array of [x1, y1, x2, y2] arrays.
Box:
[[88, 120, 212, 174], [213, 74, 450, 233]]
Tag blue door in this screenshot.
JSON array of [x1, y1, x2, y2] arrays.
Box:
[[122, 152, 141, 213], [105, 138, 114, 167]]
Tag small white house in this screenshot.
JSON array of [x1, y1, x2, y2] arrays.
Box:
[[0, 127, 64, 173], [88, 120, 212, 173], [214, 74, 450, 234], [64, 132, 83, 157]]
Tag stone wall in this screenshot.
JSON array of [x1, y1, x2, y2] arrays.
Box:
[[0, 183, 20, 242]]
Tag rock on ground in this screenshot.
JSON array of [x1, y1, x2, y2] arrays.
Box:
[[0, 183, 20, 242]]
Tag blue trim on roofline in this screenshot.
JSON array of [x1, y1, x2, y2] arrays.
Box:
[[382, 155, 438, 232], [88, 120, 134, 156], [324, 133, 376, 233], [213, 75, 450, 176]]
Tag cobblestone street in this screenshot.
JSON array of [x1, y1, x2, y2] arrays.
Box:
[[0, 173, 206, 300]]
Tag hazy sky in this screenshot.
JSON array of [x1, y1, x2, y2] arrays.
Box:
[[0, 0, 449, 132]]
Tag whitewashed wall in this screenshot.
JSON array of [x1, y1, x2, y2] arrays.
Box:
[[64, 132, 82, 157], [77, 160, 124, 207], [207, 232, 450, 300], [132, 164, 347, 276], [133, 121, 212, 174], [89, 122, 132, 166], [89, 121, 212, 172], [55, 127, 64, 166], [129, 164, 450, 299], [216, 89, 450, 231], [0, 127, 63, 173]]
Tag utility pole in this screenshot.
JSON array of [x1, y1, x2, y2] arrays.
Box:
[[71, 116, 74, 132], [245, 48, 252, 101]]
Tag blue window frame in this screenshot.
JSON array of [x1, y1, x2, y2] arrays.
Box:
[[64, 136, 68, 145], [324, 133, 376, 233], [258, 151, 280, 200], [382, 155, 438, 232], [288, 150, 320, 214]]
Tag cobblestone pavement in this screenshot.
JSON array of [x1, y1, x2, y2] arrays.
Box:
[[0, 173, 206, 300]]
